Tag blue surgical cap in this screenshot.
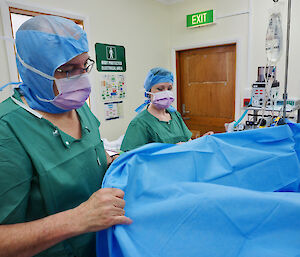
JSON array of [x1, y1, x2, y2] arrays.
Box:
[[15, 15, 89, 113], [144, 67, 174, 92]]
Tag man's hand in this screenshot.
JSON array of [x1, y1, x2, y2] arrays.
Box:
[[73, 188, 132, 233]]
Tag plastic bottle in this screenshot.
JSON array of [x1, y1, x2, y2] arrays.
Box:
[[265, 10, 283, 64]]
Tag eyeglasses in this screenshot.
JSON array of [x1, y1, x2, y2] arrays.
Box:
[[56, 58, 95, 79]]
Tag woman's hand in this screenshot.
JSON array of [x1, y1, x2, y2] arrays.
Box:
[[202, 131, 214, 136], [111, 154, 119, 162], [73, 188, 132, 233]]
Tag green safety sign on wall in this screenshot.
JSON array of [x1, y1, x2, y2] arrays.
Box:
[[95, 43, 126, 72], [186, 9, 215, 28]]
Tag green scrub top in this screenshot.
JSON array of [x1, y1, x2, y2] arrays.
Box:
[[0, 89, 107, 257], [121, 108, 192, 152]]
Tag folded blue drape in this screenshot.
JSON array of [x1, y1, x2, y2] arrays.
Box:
[[97, 123, 300, 257]]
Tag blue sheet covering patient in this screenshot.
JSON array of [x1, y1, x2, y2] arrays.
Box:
[[96, 123, 300, 257]]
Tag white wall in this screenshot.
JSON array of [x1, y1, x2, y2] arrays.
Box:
[[1, 0, 299, 140], [250, 0, 300, 99], [169, 0, 299, 119], [0, 7, 12, 101], [169, 0, 250, 120], [0, 0, 170, 140], [288, 0, 300, 98]]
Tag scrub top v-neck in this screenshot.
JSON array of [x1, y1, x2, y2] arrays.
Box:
[[0, 89, 107, 257], [121, 108, 192, 152]]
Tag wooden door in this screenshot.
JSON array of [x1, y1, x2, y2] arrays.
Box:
[[176, 44, 236, 135]]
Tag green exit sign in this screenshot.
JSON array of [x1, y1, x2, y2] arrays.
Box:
[[186, 10, 215, 28]]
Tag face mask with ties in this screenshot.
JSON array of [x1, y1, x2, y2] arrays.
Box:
[[37, 73, 91, 110], [148, 90, 175, 110], [16, 51, 92, 111]]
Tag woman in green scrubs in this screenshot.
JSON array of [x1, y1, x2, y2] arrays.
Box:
[[121, 67, 213, 152], [0, 16, 131, 257]]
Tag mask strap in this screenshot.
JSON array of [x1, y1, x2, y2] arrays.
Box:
[[135, 90, 152, 112], [35, 94, 54, 103], [0, 82, 22, 91], [15, 51, 55, 81], [0, 37, 23, 91], [167, 106, 176, 112], [135, 99, 151, 113], [0, 36, 56, 81]]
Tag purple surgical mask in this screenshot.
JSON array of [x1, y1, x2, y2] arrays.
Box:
[[149, 90, 175, 110], [38, 73, 91, 110]]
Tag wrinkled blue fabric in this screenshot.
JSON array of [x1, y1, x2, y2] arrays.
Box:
[[15, 15, 89, 113], [96, 124, 300, 257]]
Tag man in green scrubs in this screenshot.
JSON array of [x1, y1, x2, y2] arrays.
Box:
[[0, 15, 131, 257], [121, 67, 192, 152]]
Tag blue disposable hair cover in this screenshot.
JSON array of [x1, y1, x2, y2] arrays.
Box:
[[144, 67, 174, 92], [15, 15, 89, 113], [135, 67, 174, 113], [96, 123, 300, 257]]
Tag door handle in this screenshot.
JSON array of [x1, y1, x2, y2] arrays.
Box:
[[182, 104, 190, 115], [183, 117, 191, 120]]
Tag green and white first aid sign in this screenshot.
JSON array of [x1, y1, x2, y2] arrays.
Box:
[[186, 10, 215, 28], [95, 43, 126, 72]]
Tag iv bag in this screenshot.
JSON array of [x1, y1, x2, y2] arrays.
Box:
[[265, 7, 283, 64]]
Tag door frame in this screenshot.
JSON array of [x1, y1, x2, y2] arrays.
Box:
[[172, 39, 242, 121], [0, 0, 90, 83]]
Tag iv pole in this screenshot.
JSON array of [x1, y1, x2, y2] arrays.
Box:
[[280, 0, 291, 121]]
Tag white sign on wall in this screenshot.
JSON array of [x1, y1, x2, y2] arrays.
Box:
[[100, 74, 126, 101], [104, 101, 123, 120]]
